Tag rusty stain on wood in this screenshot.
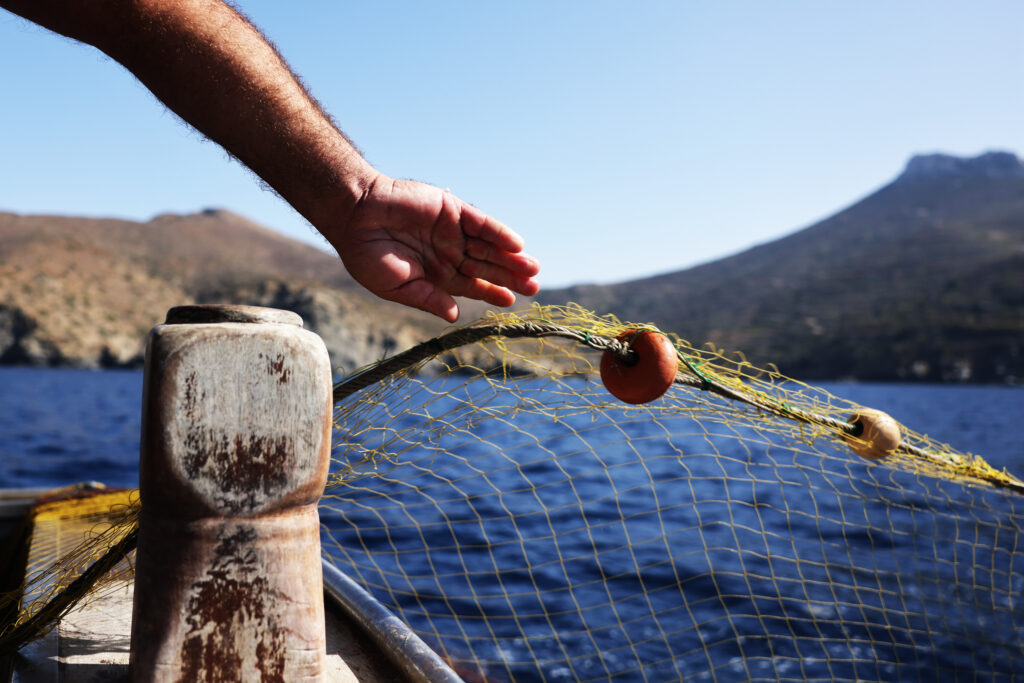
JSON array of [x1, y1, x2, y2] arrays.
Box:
[[180, 526, 286, 682], [261, 351, 292, 385], [182, 432, 293, 514]]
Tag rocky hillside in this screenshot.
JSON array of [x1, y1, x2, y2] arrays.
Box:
[[8, 151, 1022, 383], [539, 151, 1024, 383], [0, 210, 446, 372]]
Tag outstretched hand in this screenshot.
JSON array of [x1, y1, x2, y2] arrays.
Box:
[[327, 174, 541, 323], [0, 2, 537, 324]]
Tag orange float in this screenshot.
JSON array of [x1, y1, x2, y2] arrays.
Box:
[[600, 329, 678, 404], [844, 409, 902, 460]]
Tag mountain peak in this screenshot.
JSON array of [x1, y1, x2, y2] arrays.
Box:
[[899, 151, 1024, 181], [149, 208, 243, 223]]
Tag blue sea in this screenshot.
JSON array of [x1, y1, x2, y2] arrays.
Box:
[[2, 367, 1020, 490], [2, 367, 1024, 681]]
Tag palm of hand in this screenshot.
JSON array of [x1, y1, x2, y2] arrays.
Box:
[[334, 176, 539, 322]]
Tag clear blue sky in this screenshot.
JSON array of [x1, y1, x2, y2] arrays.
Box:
[[2, 1, 1022, 288]]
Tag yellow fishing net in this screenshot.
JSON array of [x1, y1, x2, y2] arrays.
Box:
[[0, 488, 137, 654], [3, 304, 1023, 682]]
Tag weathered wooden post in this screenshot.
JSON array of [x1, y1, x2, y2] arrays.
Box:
[[130, 304, 333, 681]]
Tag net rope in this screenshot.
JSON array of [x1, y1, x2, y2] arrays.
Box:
[[2, 303, 1022, 681]]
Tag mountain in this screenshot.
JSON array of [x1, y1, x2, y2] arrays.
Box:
[[539, 151, 1024, 383], [0, 210, 448, 371]]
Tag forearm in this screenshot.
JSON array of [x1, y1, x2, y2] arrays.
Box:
[[3, 0, 540, 321], [1, 0, 376, 230]]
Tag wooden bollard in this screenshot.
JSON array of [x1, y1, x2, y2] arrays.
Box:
[[130, 305, 333, 682]]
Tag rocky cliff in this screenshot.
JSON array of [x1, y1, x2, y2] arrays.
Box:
[[539, 151, 1024, 383], [0, 210, 443, 373]]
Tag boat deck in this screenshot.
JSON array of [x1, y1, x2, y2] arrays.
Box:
[[0, 489, 414, 683], [8, 579, 405, 682]]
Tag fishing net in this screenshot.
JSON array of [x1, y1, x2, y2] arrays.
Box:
[[3, 303, 1023, 682], [0, 488, 137, 655]]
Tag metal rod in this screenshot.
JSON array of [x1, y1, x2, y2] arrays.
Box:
[[321, 560, 464, 683]]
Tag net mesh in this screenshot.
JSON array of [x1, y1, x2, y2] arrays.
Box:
[[3, 303, 1023, 681], [0, 488, 137, 655]]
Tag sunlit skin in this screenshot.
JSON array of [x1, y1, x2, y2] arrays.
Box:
[[0, 0, 540, 322], [334, 176, 540, 323]]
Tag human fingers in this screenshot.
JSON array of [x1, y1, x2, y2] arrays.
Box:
[[458, 202, 526, 254], [444, 271, 518, 309], [459, 257, 540, 297], [466, 238, 540, 278], [385, 278, 460, 323]]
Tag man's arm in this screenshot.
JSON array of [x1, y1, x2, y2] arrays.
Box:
[[1, 0, 539, 322]]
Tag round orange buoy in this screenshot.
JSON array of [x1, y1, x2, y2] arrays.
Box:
[[844, 409, 902, 460], [600, 329, 678, 404]]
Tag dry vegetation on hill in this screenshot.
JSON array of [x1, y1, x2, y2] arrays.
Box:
[[0, 210, 445, 372]]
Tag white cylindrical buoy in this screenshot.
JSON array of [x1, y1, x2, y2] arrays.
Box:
[[130, 305, 333, 682], [844, 409, 902, 460]]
